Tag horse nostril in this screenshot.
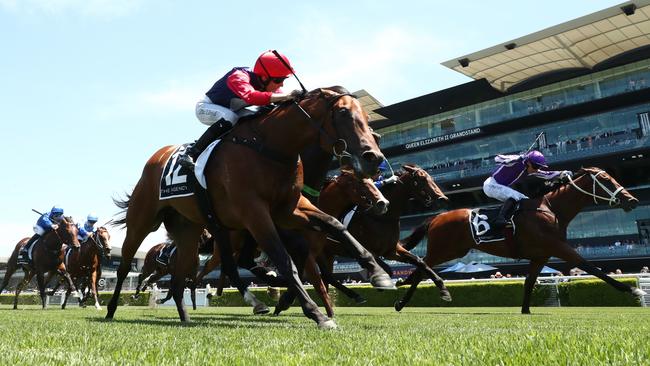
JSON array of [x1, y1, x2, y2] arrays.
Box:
[[361, 150, 382, 164]]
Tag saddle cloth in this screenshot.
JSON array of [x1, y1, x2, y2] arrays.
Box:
[[159, 141, 221, 200], [468, 206, 517, 245], [155, 244, 177, 266]]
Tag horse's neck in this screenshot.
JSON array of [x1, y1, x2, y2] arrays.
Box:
[[319, 184, 353, 217], [251, 107, 320, 161], [545, 178, 592, 225], [301, 147, 332, 190]]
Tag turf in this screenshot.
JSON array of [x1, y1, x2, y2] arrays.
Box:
[[0, 306, 648, 365]]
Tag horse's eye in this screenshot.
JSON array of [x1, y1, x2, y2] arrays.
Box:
[[413, 181, 418, 186]]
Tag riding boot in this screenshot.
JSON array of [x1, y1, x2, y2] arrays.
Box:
[[17, 234, 41, 265], [178, 118, 234, 170], [494, 198, 517, 228]]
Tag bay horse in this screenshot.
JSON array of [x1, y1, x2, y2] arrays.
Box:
[[273, 164, 453, 316], [0, 216, 80, 309], [107, 88, 389, 329], [395, 167, 646, 313], [195, 169, 389, 317], [48, 226, 112, 310], [131, 230, 213, 310]]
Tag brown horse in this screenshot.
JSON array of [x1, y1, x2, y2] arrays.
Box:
[[131, 230, 213, 310], [0, 216, 80, 309], [195, 169, 389, 317], [273, 164, 452, 316], [395, 167, 646, 313], [107, 88, 389, 329], [48, 226, 112, 310]]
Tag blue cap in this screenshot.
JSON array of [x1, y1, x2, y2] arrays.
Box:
[[87, 213, 98, 222], [50, 206, 64, 216]]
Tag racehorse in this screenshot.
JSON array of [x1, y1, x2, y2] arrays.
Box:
[[273, 164, 452, 316], [48, 226, 112, 310], [107, 88, 389, 329], [195, 169, 389, 317], [0, 216, 80, 309], [394, 167, 646, 313], [131, 230, 213, 310]]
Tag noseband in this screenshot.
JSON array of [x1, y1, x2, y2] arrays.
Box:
[[567, 170, 624, 206]]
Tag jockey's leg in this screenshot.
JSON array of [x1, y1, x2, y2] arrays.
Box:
[[179, 119, 233, 170], [495, 197, 517, 228], [17, 234, 40, 265]]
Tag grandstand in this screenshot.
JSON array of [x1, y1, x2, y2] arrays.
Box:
[[336, 1, 650, 278]]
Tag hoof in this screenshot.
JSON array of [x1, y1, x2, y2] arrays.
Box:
[[632, 287, 647, 297], [370, 273, 396, 290], [440, 290, 452, 302], [394, 300, 404, 312], [354, 296, 367, 304], [318, 319, 338, 330], [206, 293, 213, 300], [130, 294, 139, 300], [253, 303, 270, 315], [521, 309, 531, 314]]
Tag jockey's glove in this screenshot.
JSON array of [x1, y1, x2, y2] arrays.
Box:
[[559, 170, 573, 180]]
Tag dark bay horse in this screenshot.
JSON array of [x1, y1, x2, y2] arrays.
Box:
[[0, 217, 80, 309], [107, 88, 389, 329], [197, 169, 389, 317], [48, 226, 112, 310], [274, 164, 452, 316], [132, 230, 213, 310], [395, 167, 646, 313]]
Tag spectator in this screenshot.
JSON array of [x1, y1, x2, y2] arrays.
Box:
[[494, 272, 503, 279], [640, 266, 649, 274], [615, 269, 623, 275]]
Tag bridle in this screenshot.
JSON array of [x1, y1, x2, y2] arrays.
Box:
[[567, 169, 624, 206], [90, 227, 111, 257], [291, 90, 358, 165]]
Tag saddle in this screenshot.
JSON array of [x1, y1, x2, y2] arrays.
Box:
[[155, 244, 176, 267]]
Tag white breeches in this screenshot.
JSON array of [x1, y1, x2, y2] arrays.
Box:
[[483, 176, 529, 202], [195, 96, 239, 125], [33, 225, 46, 236]]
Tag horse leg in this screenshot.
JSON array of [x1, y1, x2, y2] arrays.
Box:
[[62, 284, 72, 310], [248, 212, 334, 329], [213, 229, 269, 315], [13, 271, 34, 310], [394, 269, 425, 312], [36, 271, 47, 309], [90, 269, 102, 310], [305, 258, 334, 318], [522, 258, 547, 314], [392, 245, 451, 302], [106, 192, 160, 320], [298, 204, 393, 290], [57, 263, 79, 299], [555, 243, 646, 297]]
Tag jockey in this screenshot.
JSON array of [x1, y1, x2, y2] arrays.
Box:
[[77, 213, 99, 243], [483, 150, 571, 228], [179, 50, 302, 169], [17, 206, 65, 265], [373, 160, 398, 189]]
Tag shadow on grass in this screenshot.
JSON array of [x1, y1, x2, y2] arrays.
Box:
[[88, 313, 298, 329]]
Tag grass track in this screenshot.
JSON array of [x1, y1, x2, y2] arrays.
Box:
[[0, 306, 648, 365]]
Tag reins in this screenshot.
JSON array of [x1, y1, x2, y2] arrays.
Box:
[[566, 169, 623, 206]]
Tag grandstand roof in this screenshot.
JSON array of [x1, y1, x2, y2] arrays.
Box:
[[442, 0, 650, 92], [353, 89, 387, 125]]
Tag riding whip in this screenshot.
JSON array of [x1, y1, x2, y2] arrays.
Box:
[[523, 132, 545, 155], [272, 50, 308, 94]]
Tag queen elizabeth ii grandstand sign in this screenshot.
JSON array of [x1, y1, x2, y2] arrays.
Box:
[[404, 127, 482, 150]]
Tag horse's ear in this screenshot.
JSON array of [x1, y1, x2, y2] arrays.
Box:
[[403, 164, 415, 172]]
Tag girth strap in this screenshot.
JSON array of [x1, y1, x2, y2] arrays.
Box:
[[226, 135, 297, 166]]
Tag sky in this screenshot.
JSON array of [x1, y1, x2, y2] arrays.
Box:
[[0, 0, 625, 257]]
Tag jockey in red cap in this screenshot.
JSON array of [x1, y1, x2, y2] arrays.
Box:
[[179, 50, 302, 169]]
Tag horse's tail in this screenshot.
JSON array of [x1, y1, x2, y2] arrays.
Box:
[[112, 193, 132, 228], [401, 217, 433, 251]]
